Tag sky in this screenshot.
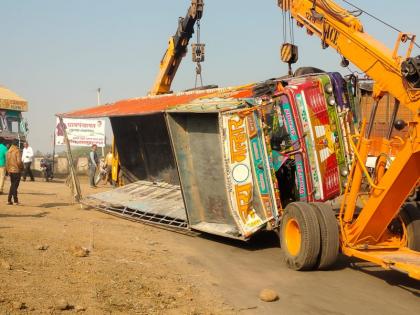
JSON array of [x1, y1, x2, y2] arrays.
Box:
[[1, 0, 419, 153]]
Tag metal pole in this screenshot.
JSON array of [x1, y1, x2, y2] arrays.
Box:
[[102, 136, 105, 157], [60, 117, 82, 202], [97, 88, 101, 106], [97, 89, 104, 157], [386, 99, 400, 140], [52, 131, 56, 175], [366, 98, 380, 138]]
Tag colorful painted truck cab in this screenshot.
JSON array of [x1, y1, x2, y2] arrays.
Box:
[[266, 93, 313, 204], [285, 78, 341, 201], [328, 72, 357, 167], [316, 74, 349, 192], [0, 86, 28, 146]]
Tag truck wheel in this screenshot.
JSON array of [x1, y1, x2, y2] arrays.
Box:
[[310, 203, 339, 270], [400, 202, 420, 251], [280, 202, 320, 270]]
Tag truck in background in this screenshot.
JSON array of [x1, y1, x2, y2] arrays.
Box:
[[0, 86, 28, 147]]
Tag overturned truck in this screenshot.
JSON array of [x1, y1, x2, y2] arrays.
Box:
[[60, 72, 357, 243]]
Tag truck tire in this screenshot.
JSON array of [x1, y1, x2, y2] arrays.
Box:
[[310, 203, 340, 270], [280, 202, 321, 271], [293, 67, 326, 77], [400, 202, 420, 251]]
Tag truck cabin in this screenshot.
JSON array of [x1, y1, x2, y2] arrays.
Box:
[[0, 111, 27, 146], [0, 86, 28, 147]]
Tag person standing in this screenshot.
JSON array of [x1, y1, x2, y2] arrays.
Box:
[[105, 150, 113, 185], [88, 144, 99, 188], [22, 141, 34, 181], [6, 140, 23, 205], [0, 141, 8, 194]]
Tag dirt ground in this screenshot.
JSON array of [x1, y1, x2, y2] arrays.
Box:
[[0, 178, 419, 314], [0, 178, 234, 314]]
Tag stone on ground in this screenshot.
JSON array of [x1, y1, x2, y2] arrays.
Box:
[[259, 289, 279, 302]]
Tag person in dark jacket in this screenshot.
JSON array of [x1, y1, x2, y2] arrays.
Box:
[[88, 144, 99, 188], [40, 154, 54, 182], [6, 140, 23, 205]]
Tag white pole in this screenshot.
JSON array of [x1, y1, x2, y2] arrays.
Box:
[[102, 136, 105, 157], [96, 88, 104, 157], [97, 88, 101, 106]]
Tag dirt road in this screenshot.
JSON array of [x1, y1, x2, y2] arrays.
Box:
[[0, 179, 419, 314]]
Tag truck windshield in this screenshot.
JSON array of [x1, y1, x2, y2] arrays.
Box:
[[6, 116, 22, 133]]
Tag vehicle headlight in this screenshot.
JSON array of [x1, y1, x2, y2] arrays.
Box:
[[327, 95, 336, 106], [325, 84, 333, 94]]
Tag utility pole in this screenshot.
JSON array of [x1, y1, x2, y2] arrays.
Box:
[[97, 88, 101, 106], [96, 87, 105, 156]]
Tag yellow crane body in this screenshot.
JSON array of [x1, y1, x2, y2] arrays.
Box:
[[279, 0, 420, 279]]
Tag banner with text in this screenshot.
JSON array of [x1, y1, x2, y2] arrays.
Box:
[[55, 118, 105, 147]]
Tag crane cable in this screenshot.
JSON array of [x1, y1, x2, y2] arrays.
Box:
[[194, 19, 204, 88], [282, 9, 295, 74], [282, 9, 295, 45], [289, 10, 295, 44], [340, 0, 420, 49]]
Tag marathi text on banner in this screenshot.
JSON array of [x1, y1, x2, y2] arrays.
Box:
[[55, 118, 105, 147]]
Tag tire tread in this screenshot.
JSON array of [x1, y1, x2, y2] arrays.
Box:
[[280, 202, 321, 271], [310, 202, 339, 270]]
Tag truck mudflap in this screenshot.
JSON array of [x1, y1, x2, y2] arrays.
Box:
[[82, 180, 188, 229]]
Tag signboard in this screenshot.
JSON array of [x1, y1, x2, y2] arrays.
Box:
[[0, 99, 28, 112], [0, 86, 28, 112], [55, 118, 105, 147]]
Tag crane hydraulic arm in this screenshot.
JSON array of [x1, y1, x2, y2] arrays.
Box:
[[279, 0, 419, 112], [112, 1, 204, 185], [278, 0, 420, 279], [149, 0, 204, 96]]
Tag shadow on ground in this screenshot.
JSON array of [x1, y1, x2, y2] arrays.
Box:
[[0, 211, 49, 218], [21, 192, 57, 196], [349, 262, 420, 296], [38, 202, 72, 208], [200, 230, 347, 270], [199, 230, 280, 252]]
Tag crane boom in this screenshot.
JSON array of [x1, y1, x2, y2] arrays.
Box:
[[112, 1, 204, 186], [279, 0, 419, 114], [149, 0, 204, 95]]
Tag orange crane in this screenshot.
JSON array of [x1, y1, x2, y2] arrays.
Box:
[[277, 0, 420, 279], [111, 0, 204, 184], [149, 0, 204, 95]]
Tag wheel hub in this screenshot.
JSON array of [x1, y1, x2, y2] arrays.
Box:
[[285, 218, 302, 256]]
